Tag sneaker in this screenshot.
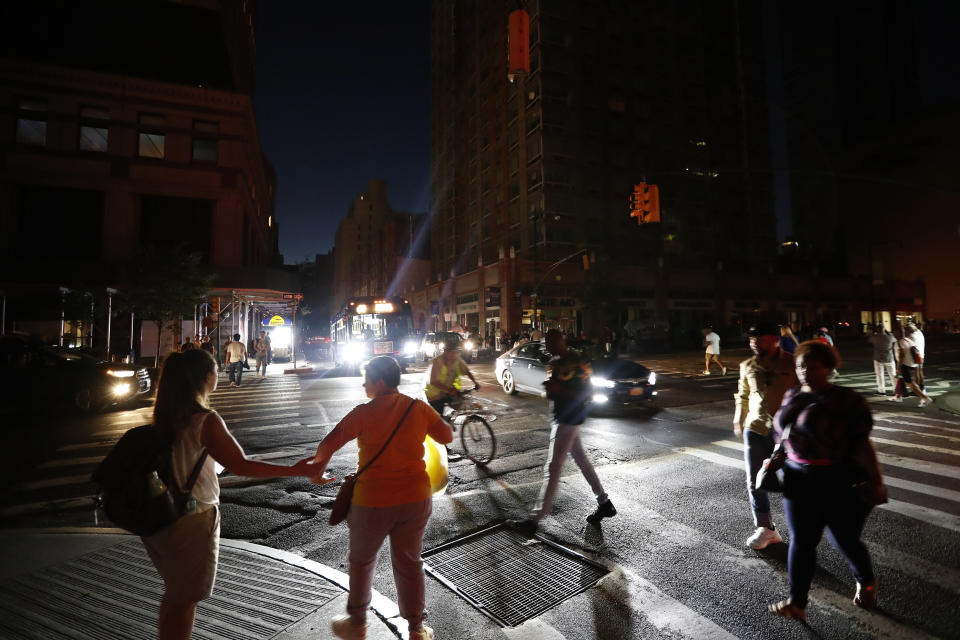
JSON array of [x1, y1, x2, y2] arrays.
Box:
[[446, 450, 464, 463], [746, 526, 782, 550], [768, 599, 806, 621], [701, 370, 711, 376], [586, 499, 617, 525], [230, 382, 237, 387], [331, 615, 367, 640], [410, 626, 435, 640], [507, 518, 539, 538], [888, 396, 903, 402], [853, 580, 878, 609], [721, 366, 727, 376], [918, 399, 929, 408]]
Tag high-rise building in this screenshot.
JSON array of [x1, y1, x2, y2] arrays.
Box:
[[429, 0, 776, 340]]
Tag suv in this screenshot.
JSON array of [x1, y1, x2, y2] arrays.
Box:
[[418, 332, 470, 362]]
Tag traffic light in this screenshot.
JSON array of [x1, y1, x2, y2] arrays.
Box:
[[646, 184, 661, 223], [630, 182, 646, 223]]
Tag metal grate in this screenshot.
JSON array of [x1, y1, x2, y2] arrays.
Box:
[[0, 540, 341, 640], [423, 523, 610, 627]]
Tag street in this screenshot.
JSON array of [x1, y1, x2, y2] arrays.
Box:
[[2, 338, 960, 639]]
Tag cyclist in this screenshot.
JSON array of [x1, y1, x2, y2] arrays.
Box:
[[425, 335, 480, 462]]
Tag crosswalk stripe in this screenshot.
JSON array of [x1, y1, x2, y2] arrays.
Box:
[[675, 445, 960, 532], [712, 439, 960, 481], [872, 424, 960, 443], [871, 437, 960, 456], [232, 421, 334, 434]]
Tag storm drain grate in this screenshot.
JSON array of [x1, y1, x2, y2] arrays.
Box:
[[0, 540, 341, 640], [423, 523, 610, 627]]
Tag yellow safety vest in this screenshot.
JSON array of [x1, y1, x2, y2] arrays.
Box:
[[424, 356, 466, 401]]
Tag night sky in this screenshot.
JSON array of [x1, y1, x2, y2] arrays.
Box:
[[254, 2, 431, 264]]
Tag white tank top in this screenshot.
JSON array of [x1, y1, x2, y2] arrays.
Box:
[[169, 411, 220, 508]]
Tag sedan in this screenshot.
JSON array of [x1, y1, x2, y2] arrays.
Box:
[[494, 342, 657, 407], [0, 335, 152, 413]]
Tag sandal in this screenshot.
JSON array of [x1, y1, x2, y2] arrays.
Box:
[[768, 599, 807, 621], [853, 580, 878, 609]]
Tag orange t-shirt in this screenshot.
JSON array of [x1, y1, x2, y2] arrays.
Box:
[[316, 393, 453, 507]]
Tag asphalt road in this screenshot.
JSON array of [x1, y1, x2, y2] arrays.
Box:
[[2, 336, 960, 639]]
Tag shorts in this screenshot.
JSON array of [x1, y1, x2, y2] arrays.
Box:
[[143, 505, 220, 603], [900, 365, 915, 383]]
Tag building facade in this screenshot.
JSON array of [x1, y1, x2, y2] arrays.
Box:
[[0, 0, 282, 351], [429, 0, 779, 342]]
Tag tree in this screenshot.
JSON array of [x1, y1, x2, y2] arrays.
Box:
[[119, 244, 216, 367]]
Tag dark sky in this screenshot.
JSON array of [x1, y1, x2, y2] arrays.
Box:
[[254, 2, 431, 264]]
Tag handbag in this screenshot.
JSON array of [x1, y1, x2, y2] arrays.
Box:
[[755, 426, 790, 493], [847, 438, 888, 507], [329, 398, 417, 525]]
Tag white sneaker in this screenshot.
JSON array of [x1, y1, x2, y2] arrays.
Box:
[[331, 614, 367, 640], [410, 626, 435, 640], [918, 399, 929, 408], [701, 370, 711, 376], [721, 366, 727, 376], [746, 526, 782, 550], [888, 396, 902, 402]]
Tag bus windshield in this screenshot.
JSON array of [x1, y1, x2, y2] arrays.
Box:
[[351, 314, 413, 340]]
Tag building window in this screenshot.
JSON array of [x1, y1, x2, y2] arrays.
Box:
[[192, 120, 219, 163], [79, 106, 109, 152], [16, 98, 47, 146], [138, 113, 165, 159]]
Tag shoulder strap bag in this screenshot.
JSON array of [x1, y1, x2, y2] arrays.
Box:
[[755, 425, 790, 493], [329, 397, 417, 525]]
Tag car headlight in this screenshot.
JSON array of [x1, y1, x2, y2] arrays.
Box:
[[403, 340, 418, 355], [344, 343, 364, 362], [592, 393, 609, 403], [112, 382, 132, 397], [590, 376, 615, 388], [463, 340, 474, 351], [106, 369, 135, 378], [647, 371, 657, 385]]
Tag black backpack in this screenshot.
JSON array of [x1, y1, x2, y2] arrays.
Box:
[[91, 424, 209, 536]]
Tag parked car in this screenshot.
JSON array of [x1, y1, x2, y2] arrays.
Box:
[[419, 331, 473, 362], [494, 342, 657, 407], [0, 335, 152, 413]]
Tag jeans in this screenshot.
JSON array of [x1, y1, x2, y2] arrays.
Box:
[[227, 360, 244, 386], [744, 429, 774, 529], [533, 422, 608, 522], [782, 461, 874, 608], [873, 360, 896, 393], [346, 499, 431, 633]]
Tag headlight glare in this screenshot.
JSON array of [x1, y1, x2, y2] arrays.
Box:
[[590, 376, 615, 388], [592, 393, 609, 403], [106, 369, 135, 378], [647, 371, 657, 385], [403, 341, 418, 355], [112, 382, 132, 397], [344, 343, 364, 362]]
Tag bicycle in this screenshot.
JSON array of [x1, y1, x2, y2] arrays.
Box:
[[438, 386, 497, 466]]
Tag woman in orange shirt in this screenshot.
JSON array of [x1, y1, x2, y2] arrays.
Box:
[[312, 356, 453, 640]]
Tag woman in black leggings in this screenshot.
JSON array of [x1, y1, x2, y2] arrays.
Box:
[[768, 340, 880, 621]]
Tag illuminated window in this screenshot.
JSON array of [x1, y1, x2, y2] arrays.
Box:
[[79, 106, 109, 152], [137, 113, 165, 159], [16, 98, 46, 146]]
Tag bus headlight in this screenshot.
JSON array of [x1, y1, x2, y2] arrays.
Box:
[[344, 343, 364, 362]]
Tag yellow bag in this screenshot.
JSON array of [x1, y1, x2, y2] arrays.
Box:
[[423, 435, 449, 495]]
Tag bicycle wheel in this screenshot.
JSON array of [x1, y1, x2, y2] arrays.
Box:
[[460, 415, 496, 466]]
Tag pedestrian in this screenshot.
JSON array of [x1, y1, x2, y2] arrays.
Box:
[[890, 326, 931, 407], [225, 333, 247, 387], [819, 326, 834, 347], [779, 325, 799, 355], [702, 326, 727, 375], [768, 340, 884, 621], [200, 335, 215, 358], [868, 326, 897, 395], [511, 329, 616, 536], [143, 349, 319, 640], [179, 336, 196, 352], [255, 331, 270, 378], [310, 356, 452, 640], [733, 321, 798, 549], [905, 323, 925, 390]]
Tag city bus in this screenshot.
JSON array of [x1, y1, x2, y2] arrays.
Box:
[[330, 296, 418, 372]]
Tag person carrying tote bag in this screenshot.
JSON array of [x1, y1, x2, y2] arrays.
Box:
[[310, 356, 453, 640], [767, 341, 881, 622]]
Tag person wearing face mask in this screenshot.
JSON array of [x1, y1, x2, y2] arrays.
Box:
[[768, 340, 882, 621], [311, 356, 452, 640], [733, 321, 798, 550]]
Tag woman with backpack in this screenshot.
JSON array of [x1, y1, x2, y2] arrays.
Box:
[[145, 349, 321, 640]]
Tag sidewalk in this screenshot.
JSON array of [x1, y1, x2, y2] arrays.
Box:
[[0, 529, 404, 639]]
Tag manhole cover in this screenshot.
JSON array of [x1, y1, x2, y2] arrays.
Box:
[[0, 540, 341, 639], [423, 523, 610, 627]]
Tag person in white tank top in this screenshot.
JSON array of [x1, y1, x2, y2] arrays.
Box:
[[143, 349, 326, 640]]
